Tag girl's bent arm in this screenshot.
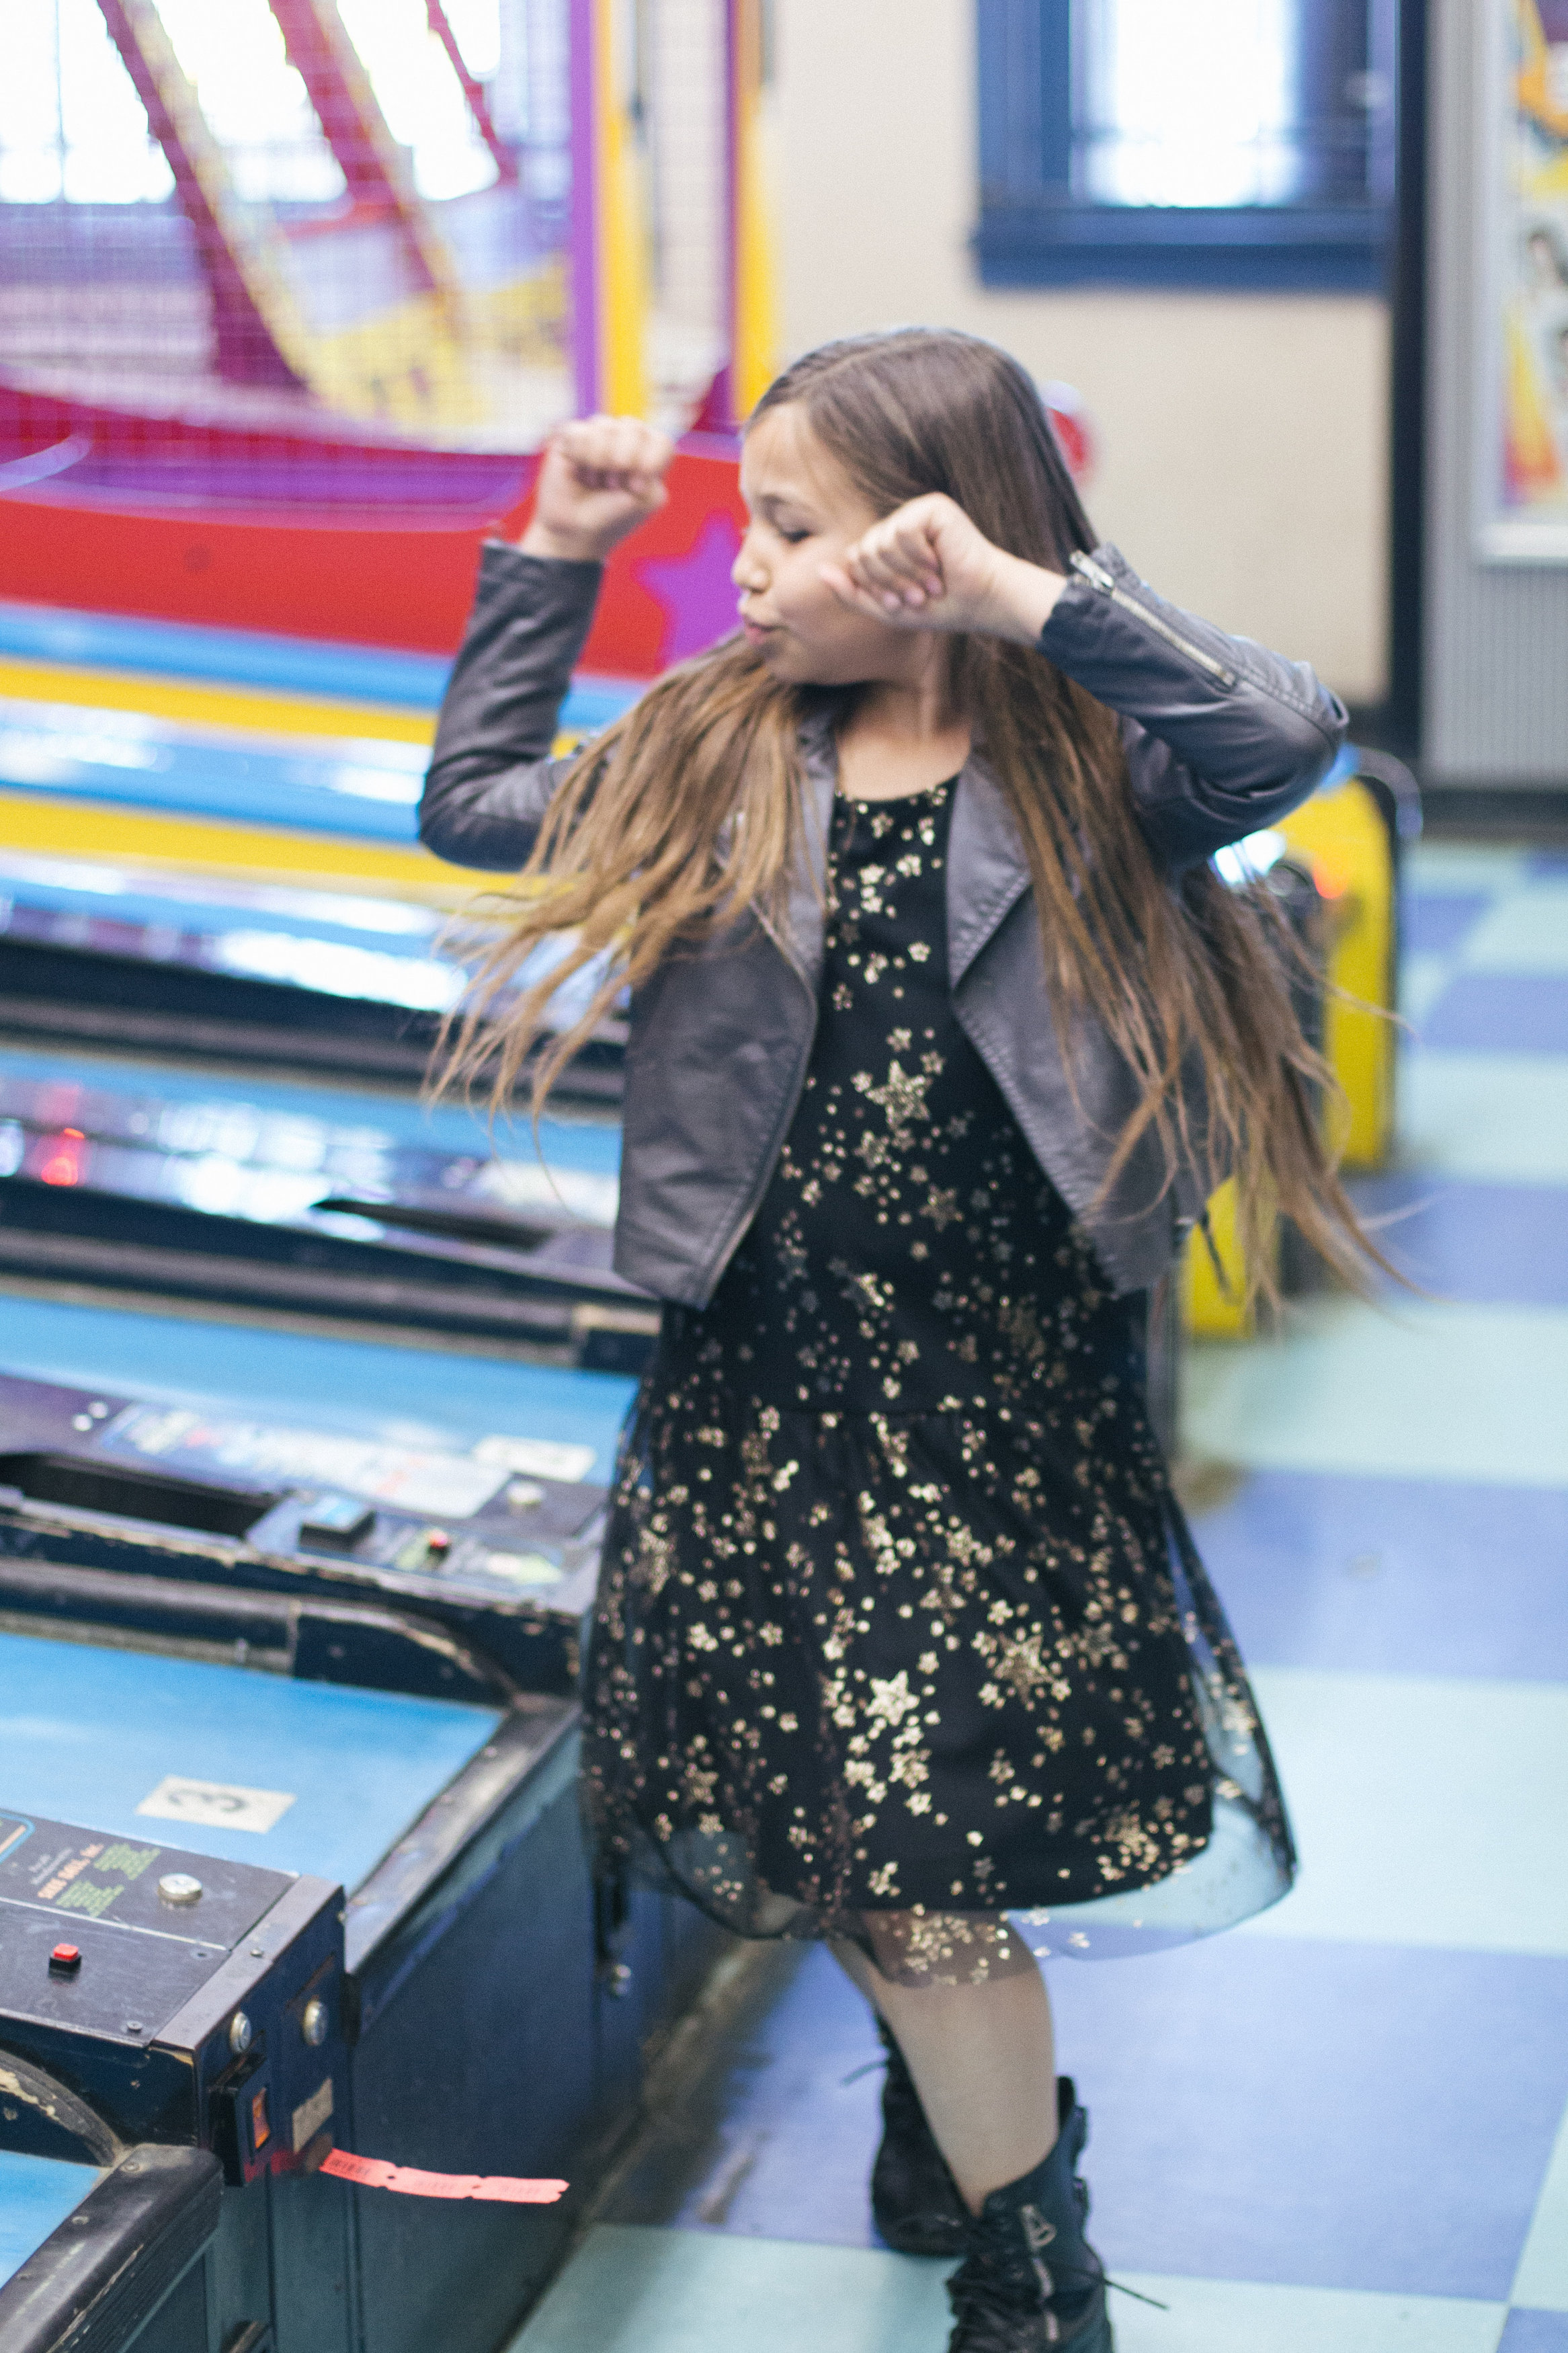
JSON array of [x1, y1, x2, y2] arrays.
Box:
[[419, 546, 602, 871], [421, 413, 671, 870], [1037, 543, 1348, 874]]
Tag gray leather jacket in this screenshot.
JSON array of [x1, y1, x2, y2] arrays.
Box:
[[421, 542, 1346, 1304]]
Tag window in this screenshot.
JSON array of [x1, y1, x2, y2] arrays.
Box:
[[976, 0, 1396, 290], [0, 0, 515, 210], [0, 0, 173, 206]]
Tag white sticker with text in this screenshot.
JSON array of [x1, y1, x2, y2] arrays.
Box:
[[472, 1435, 597, 1484], [136, 1776, 296, 1835]]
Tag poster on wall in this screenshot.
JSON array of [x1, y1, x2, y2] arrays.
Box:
[[1481, 0, 1568, 560]]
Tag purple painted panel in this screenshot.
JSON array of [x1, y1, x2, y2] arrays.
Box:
[[635, 514, 743, 663], [569, 0, 599, 415]]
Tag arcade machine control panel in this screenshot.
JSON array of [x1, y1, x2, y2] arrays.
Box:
[[0, 1372, 609, 1698], [0, 1806, 345, 2188]]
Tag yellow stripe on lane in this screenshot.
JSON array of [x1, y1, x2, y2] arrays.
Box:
[[0, 657, 435, 746], [0, 790, 503, 904]]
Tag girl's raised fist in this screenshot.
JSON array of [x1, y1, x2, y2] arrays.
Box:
[[522, 415, 675, 564]]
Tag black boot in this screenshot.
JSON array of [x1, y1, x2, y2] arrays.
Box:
[[868, 2018, 968, 2257], [945, 2081, 1112, 2352]]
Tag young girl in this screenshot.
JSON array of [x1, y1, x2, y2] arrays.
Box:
[[422, 329, 1360, 2353]]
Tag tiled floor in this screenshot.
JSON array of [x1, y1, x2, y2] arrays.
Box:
[[509, 843, 1568, 2353]]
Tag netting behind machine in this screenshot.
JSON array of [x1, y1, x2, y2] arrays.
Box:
[[0, 0, 581, 470]]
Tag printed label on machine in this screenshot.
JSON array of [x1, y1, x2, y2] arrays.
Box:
[[104, 1406, 510, 1519], [471, 1434, 597, 1484], [1, 1808, 294, 1943], [136, 1776, 297, 1835], [292, 2075, 335, 2154]]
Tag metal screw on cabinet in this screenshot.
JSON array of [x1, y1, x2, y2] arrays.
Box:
[[301, 1998, 329, 2047], [229, 2011, 253, 2056], [603, 1962, 633, 1999], [158, 1872, 203, 1906]]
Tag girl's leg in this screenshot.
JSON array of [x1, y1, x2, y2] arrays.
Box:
[[833, 1932, 1059, 2211]]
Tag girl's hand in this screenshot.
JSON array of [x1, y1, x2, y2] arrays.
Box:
[[521, 416, 674, 564], [819, 493, 1067, 645]]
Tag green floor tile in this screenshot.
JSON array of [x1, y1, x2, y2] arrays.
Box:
[[1183, 1300, 1568, 1488], [1245, 1669, 1568, 1956], [1462, 887, 1568, 978], [1407, 846, 1528, 896], [507, 2225, 948, 2352], [1110, 2274, 1506, 2352], [505, 2229, 1510, 2353], [1400, 1052, 1568, 1184], [1514, 2100, 1568, 2311]]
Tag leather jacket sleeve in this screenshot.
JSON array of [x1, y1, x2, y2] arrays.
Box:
[[419, 543, 604, 871], [422, 535, 1348, 882], [1036, 544, 1348, 874]]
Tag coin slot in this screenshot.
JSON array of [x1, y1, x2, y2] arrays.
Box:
[[0, 1451, 281, 1537]]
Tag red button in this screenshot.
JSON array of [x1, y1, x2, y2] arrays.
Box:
[[49, 1944, 81, 1975]]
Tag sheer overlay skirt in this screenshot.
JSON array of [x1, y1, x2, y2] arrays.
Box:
[[583, 1348, 1294, 1987]]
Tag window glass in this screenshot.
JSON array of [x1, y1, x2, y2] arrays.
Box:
[[154, 0, 345, 205], [0, 0, 173, 205], [335, 0, 499, 200], [1075, 0, 1301, 208], [442, 0, 504, 81]]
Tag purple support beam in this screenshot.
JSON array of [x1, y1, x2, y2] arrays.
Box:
[[569, 0, 598, 417]]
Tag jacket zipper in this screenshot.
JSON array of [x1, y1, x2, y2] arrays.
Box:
[[1069, 551, 1237, 688]]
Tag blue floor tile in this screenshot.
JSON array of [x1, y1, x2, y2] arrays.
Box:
[[1192, 1470, 1568, 1681], [1044, 1936, 1568, 2299], [606, 1946, 888, 2249], [620, 1938, 1568, 2301], [1346, 1176, 1568, 1308], [665, 1950, 886, 2247], [1420, 975, 1568, 1054], [1500, 2314, 1568, 2352], [1405, 892, 1491, 955]]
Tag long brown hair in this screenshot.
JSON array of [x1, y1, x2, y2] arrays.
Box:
[[440, 327, 1380, 1306]]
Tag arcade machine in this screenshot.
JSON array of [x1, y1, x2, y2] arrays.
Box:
[[1, 2139, 224, 2353], [0, 1055, 643, 1364], [0, 18, 749, 2345], [1181, 746, 1419, 1339], [0, 1296, 723, 2353]]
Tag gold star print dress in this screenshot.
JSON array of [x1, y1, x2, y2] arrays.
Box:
[[584, 779, 1294, 1982]]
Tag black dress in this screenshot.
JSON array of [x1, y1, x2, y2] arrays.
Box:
[[584, 780, 1292, 1981]]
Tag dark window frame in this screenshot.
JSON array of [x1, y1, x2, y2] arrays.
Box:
[[975, 0, 1395, 294]]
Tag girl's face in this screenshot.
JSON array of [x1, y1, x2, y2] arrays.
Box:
[[733, 405, 933, 688]]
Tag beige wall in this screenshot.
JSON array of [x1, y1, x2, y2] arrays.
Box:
[[771, 0, 1391, 705]]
